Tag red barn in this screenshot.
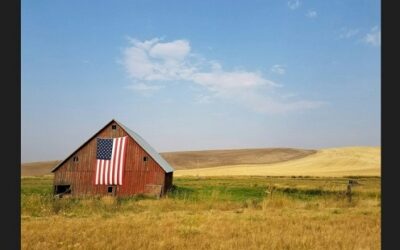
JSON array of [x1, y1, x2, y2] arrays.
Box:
[[51, 119, 174, 197]]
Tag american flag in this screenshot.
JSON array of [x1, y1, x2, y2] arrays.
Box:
[[95, 136, 128, 185]]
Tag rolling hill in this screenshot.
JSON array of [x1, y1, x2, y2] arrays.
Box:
[[21, 147, 380, 177], [21, 160, 60, 177], [174, 146, 381, 177], [161, 148, 316, 169]]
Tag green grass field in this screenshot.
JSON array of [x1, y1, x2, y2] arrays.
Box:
[[21, 175, 380, 249]]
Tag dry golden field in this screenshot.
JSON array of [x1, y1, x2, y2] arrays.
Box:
[[21, 146, 381, 249], [174, 147, 381, 177], [22, 176, 380, 250]]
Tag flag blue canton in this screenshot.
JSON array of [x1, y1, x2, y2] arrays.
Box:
[[96, 138, 113, 160]]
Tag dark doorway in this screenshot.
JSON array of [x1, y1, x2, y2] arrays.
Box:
[[107, 185, 116, 196], [54, 185, 71, 195]]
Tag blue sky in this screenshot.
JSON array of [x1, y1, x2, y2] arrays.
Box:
[[21, 0, 380, 162]]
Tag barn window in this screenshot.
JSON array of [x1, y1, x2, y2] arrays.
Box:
[[73, 156, 79, 162], [107, 186, 116, 195], [112, 124, 117, 130], [143, 156, 148, 162]]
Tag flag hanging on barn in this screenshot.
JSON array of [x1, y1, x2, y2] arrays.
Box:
[[95, 136, 128, 185]]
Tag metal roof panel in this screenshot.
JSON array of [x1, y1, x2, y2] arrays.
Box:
[[115, 120, 174, 173]]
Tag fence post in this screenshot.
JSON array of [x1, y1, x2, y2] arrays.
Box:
[[346, 180, 352, 203]]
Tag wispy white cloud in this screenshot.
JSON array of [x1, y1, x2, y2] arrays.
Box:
[[126, 82, 164, 96], [338, 27, 359, 39], [363, 26, 381, 46], [287, 0, 301, 10], [240, 93, 323, 114], [306, 10, 317, 18], [127, 82, 164, 91], [122, 38, 322, 114], [122, 38, 196, 81], [270, 65, 286, 75], [149, 39, 190, 60], [195, 94, 213, 104], [191, 71, 277, 92]]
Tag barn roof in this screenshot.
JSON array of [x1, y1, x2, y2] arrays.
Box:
[[114, 120, 174, 173], [51, 119, 174, 173]]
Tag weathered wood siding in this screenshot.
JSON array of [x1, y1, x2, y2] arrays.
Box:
[[53, 122, 170, 197]]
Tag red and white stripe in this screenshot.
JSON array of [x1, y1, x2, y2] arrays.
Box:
[[95, 136, 127, 185]]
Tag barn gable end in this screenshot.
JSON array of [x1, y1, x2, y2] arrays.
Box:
[[52, 119, 174, 197]]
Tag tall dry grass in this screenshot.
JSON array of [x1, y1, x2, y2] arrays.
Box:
[[21, 176, 380, 250]]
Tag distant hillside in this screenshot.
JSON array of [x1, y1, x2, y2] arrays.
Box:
[[21, 160, 60, 176], [21, 148, 316, 176], [161, 148, 316, 169], [174, 147, 381, 177], [21, 147, 380, 177]]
